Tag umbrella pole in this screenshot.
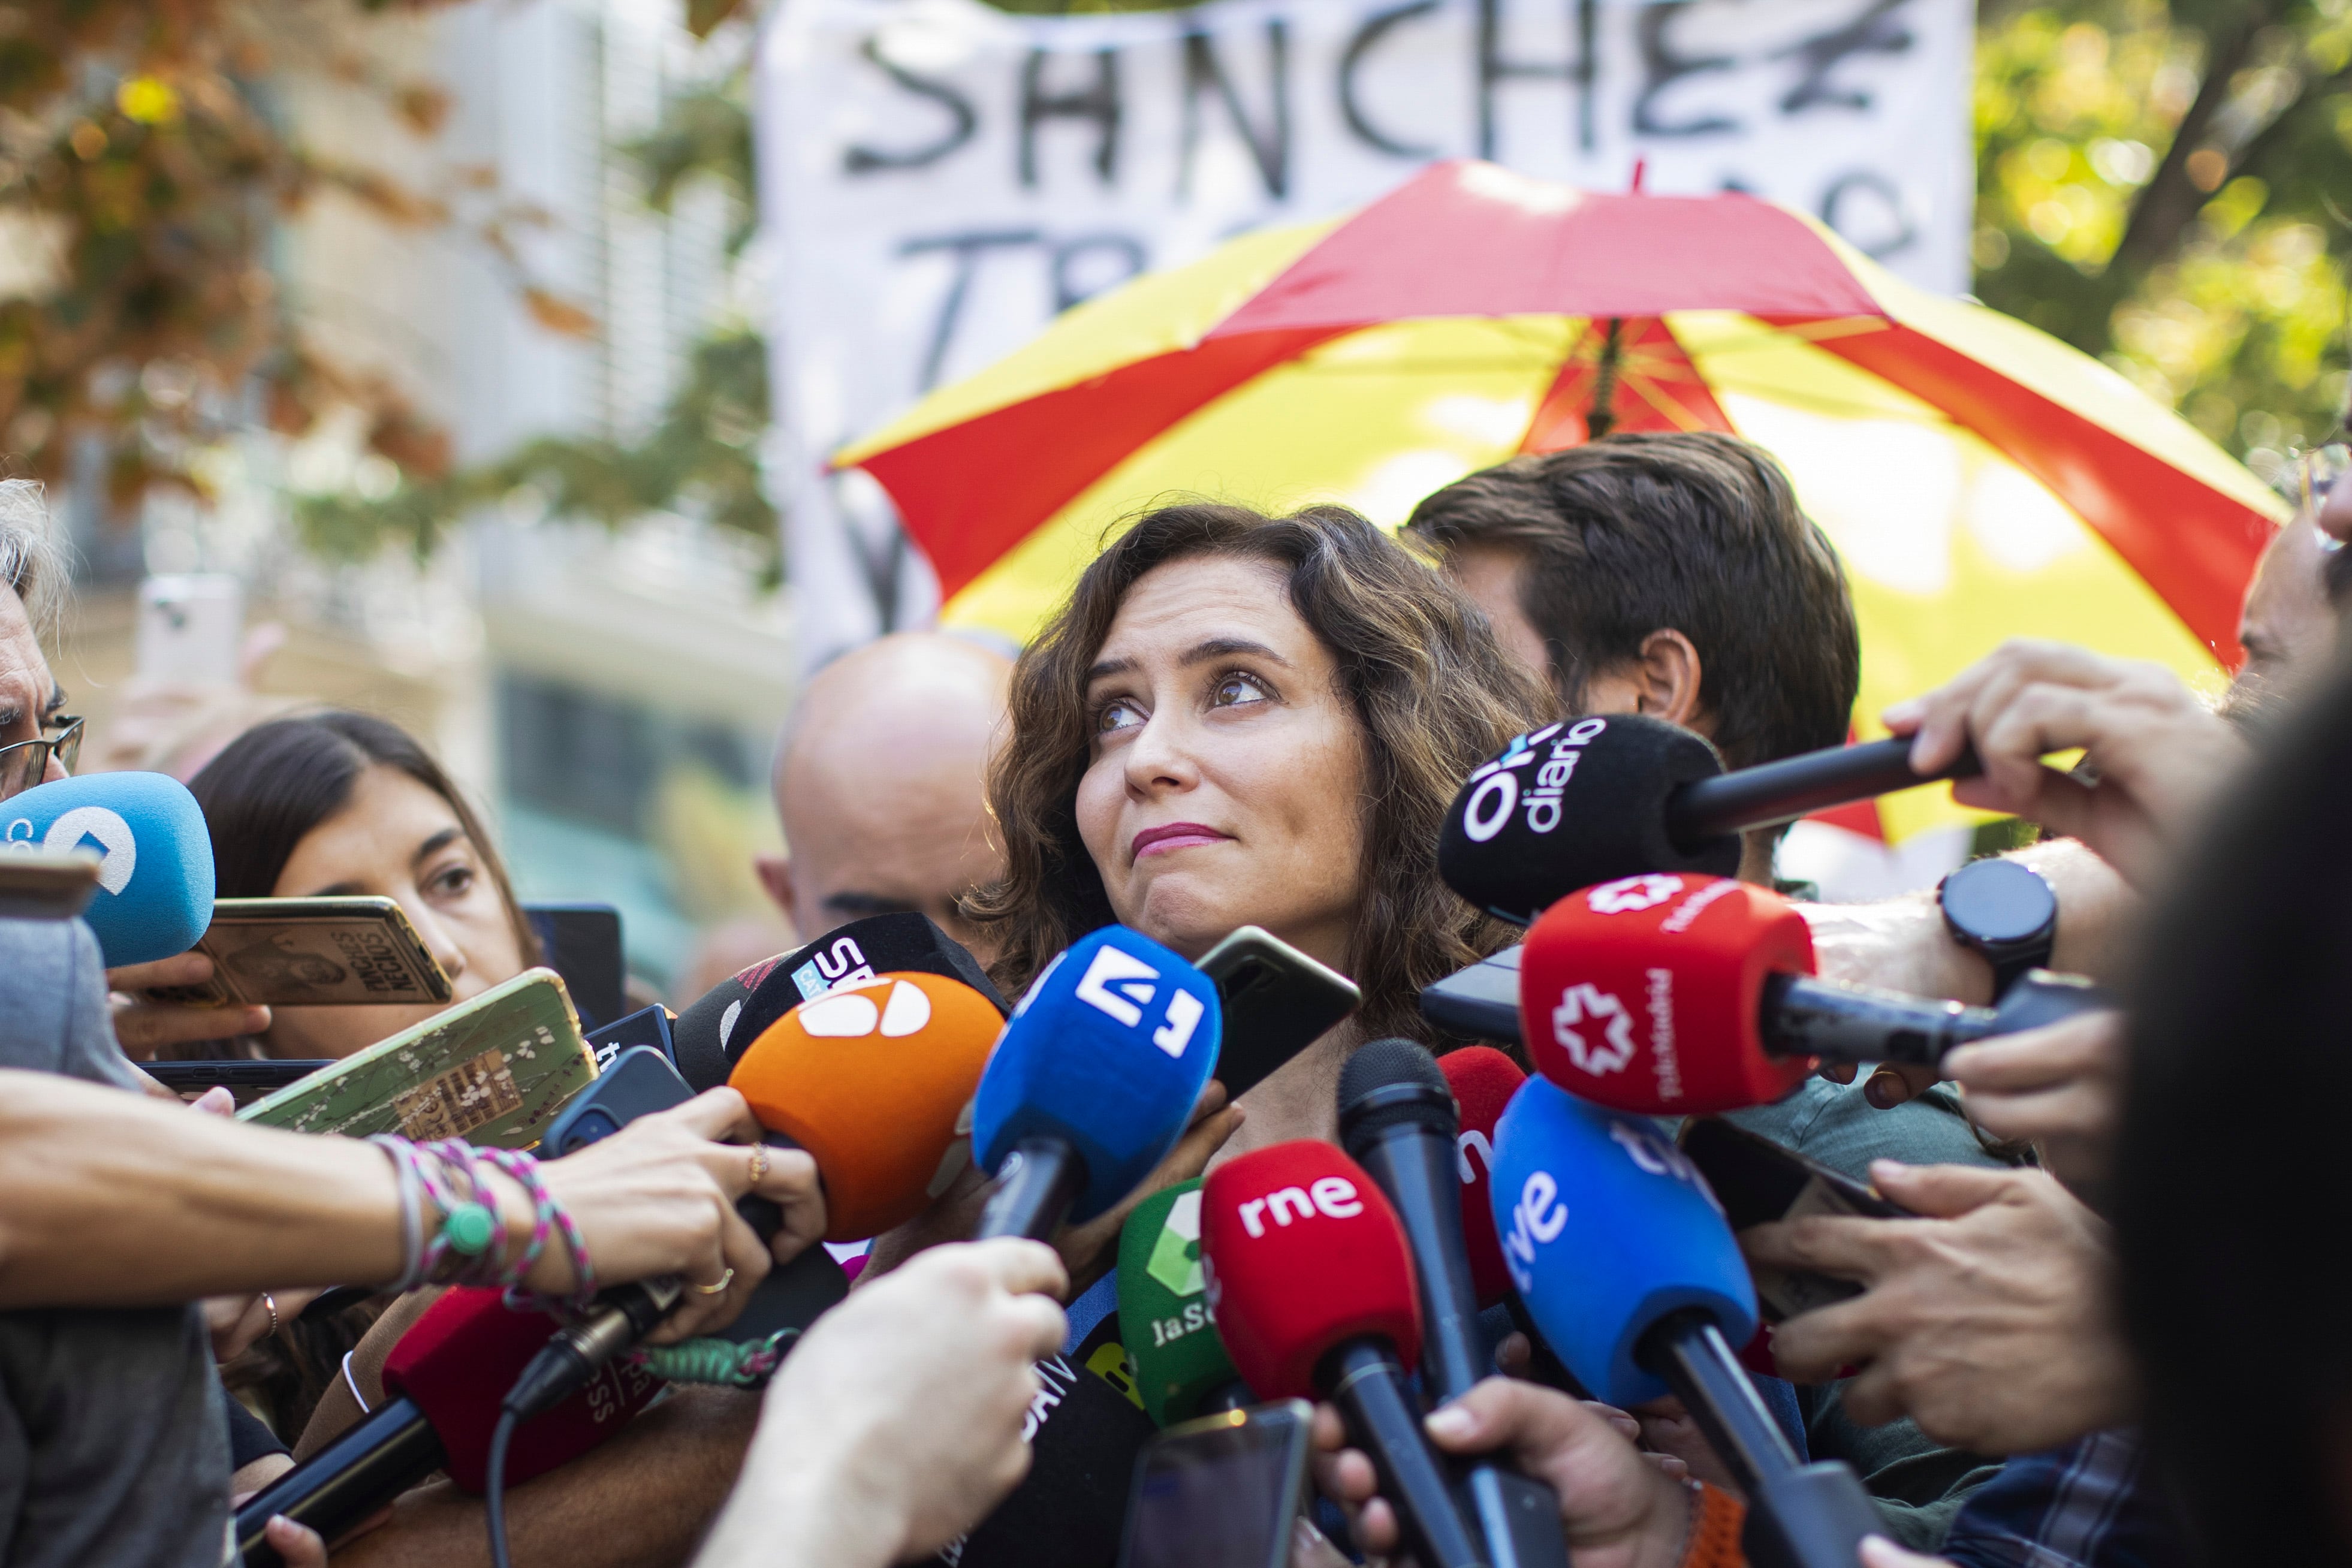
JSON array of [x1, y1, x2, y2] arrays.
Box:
[[1586, 316, 1624, 439]]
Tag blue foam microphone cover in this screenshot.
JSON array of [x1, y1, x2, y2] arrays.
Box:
[[972, 925, 1222, 1223], [1488, 1076, 1756, 1407], [2, 771, 214, 966]]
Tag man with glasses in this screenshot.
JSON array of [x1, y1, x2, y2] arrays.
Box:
[[0, 481, 79, 802]]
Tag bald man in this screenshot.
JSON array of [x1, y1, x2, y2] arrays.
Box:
[[755, 632, 1012, 961]]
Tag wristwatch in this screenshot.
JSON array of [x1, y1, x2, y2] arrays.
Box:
[[1936, 858, 2058, 1000]]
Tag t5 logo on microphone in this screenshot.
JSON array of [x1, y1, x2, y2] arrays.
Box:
[[1551, 983, 1635, 1076]]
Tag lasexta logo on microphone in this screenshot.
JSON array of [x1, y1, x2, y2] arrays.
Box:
[[1144, 1187, 1205, 1295]]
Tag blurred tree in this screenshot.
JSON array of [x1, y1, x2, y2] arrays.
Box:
[[0, 1, 586, 523], [1974, 0, 2352, 474]]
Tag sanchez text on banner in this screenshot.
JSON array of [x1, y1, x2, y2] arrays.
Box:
[[756, 0, 1973, 670]]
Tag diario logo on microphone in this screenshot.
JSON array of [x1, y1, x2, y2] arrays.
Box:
[[1551, 983, 1635, 1075], [1458, 717, 1608, 842]]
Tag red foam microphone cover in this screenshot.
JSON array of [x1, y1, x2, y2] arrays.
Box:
[[1199, 1141, 1421, 1401], [728, 971, 1000, 1240], [1519, 872, 1816, 1114], [1439, 1047, 1525, 1307], [381, 1287, 663, 1493]]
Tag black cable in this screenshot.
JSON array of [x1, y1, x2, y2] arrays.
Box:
[[486, 1408, 520, 1568]]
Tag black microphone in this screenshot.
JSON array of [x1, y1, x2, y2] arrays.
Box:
[[935, 1344, 1158, 1568], [1340, 1041, 1568, 1568], [1439, 714, 1985, 924], [670, 912, 1006, 1090]]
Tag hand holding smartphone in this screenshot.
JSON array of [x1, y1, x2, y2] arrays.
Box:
[[1677, 1117, 1913, 1321], [143, 897, 452, 1009]]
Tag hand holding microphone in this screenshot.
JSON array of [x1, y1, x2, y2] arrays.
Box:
[[1883, 640, 2244, 889], [1739, 1163, 2136, 1455], [696, 1240, 1070, 1568]]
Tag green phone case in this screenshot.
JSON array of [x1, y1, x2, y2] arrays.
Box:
[[236, 967, 596, 1149]]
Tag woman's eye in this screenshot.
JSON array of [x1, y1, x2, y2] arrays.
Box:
[[1096, 697, 1145, 735], [1211, 673, 1270, 708], [428, 864, 475, 898]]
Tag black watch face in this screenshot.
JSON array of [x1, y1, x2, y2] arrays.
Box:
[[1940, 857, 2058, 946]]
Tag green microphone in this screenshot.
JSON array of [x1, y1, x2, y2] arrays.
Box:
[[1116, 1179, 1249, 1424]]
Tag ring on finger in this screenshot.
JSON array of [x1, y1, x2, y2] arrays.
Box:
[[747, 1144, 770, 1185], [262, 1292, 279, 1338], [690, 1267, 735, 1297]]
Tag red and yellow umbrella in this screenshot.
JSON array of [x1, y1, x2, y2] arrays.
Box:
[[836, 160, 2285, 843]]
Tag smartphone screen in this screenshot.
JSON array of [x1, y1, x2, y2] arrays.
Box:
[[1118, 1402, 1312, 1568], [1678, 1116, 1911, 1320]]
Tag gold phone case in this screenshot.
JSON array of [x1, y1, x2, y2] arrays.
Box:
[[237, 967, 596, 1150], [149, 896, 453, 1008]]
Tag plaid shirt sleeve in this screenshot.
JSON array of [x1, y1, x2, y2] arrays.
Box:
[[1939, 1428, 2191, 1568]]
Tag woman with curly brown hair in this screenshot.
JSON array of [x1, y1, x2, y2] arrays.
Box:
[[965, 500, 1548, 1160]]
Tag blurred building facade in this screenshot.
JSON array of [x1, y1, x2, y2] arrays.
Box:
[[52, 0, 789, 993]]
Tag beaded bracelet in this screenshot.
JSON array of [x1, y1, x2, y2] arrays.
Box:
[[370, 1136, 595, 1306]]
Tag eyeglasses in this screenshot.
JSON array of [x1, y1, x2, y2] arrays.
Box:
[[0, 714, 83, 802]]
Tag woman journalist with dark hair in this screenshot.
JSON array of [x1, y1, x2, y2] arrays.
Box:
[[967, 500, 1547, 1154]]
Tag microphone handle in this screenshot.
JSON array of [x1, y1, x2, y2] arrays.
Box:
[[1665, 738, 1981, 845], [1762, 970, 2115, 1072], [975, 1136, 1087, 1240], [1639, 1311, 1881, 1568], [1322, 1338, 1490, 1568], [1760, 975, 1976, 1069], [1349, 1117, 1571, 1568], [234, 1398, 444, 1566]]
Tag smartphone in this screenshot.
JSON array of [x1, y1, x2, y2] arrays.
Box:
[[1198, 927, 1360, 1100], [585, 1003, 677, 1076], [145, 897, 453, 1009], [143, 1058, 333, 1105], [526, 904, 626, 1032], [1418, 944, 1521, 1046], [0, 851, 100, 920], [544, 1047, 693, 1154], [135, 574, 242, 687], [1678, 1116, 1912, 1321], [237, 967, 596, 1150], [1117, 1401, 1314, 1568]]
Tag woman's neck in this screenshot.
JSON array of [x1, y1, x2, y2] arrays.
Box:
[[1206, 1017, 1364, 1171]]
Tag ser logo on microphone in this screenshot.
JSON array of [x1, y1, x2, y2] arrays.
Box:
[[1458, 717, 1608, 843], [1551, 983, 1635, 1076], [1074, 945, 1207, 1060]]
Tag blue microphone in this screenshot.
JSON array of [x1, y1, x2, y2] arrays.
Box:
[[1491, 1078, 1884, 1568], [972, 926, 1221, 1239], [1, 771, 213, 966]]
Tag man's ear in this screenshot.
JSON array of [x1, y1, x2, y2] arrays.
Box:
[[1627, 628, 1709, 733], [754, 854, 795, 921]]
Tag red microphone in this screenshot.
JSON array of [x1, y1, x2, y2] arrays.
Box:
[[231, 1288, 663, 1563], [1519, 873, 2109, 1114], [1437, 1047, 1522, 1309], [1200, 1142, 1481, 1568]]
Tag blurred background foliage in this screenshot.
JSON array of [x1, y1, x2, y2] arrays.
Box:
[[11, 0, 2350, 572]]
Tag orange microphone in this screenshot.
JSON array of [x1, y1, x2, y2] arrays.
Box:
[[728, 970, 1003, 1241]]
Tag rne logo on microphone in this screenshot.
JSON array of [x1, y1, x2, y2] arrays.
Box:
[[1458, 717, 1606, 842], [1234, 1175, 1362, 1238], [1551, 983, 1635, 1076], [1074, 945, 1206, 1059], [1585, 873, 1682, 915], [1455, 1127, 1494, 1188]]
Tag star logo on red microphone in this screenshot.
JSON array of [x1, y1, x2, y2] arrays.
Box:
[[1551, 983, 1636, 1075], [1585, 874, 1684, 915]]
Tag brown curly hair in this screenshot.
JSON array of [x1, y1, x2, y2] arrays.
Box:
[[966, 502, 1549, 1044]]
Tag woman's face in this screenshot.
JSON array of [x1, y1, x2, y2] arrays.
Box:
[[261, 762, 527, 1059], [1077, 555, 1369, 971]]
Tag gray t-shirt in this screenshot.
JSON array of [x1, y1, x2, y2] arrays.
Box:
[[0, 916, 230, 1568]]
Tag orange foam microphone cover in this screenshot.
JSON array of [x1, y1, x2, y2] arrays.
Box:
[[1519, 872, 1816, 1115], [728, 971, 1001, 1240]]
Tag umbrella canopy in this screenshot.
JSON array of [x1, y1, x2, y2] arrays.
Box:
[[837, 160, 2285, 843]]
